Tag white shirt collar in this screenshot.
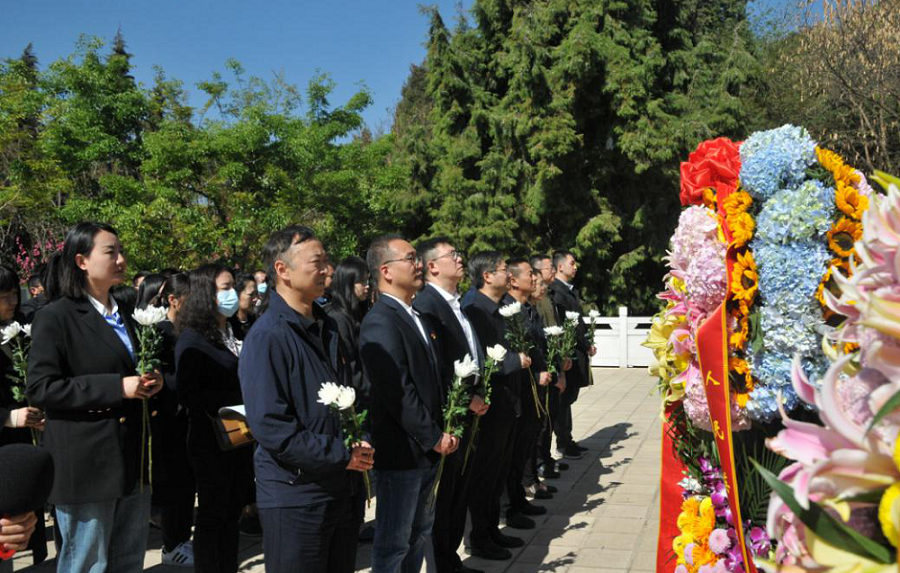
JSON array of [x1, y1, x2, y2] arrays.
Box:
[[87, 293, 118, 317], [382, 293, 416, 314], [426, 282, 459, 304], [559, 278, 574, 290]]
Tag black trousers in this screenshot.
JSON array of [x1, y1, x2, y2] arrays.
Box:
[[467, 391, 518, 547], [188, 420, 253, 573], [553, 375, 580, 449], [538, 383, 562, 468], [507, 385, 542, 514], [259, 496, 362, 573], [432, 413, 476, 573], [152, 410, 195, 551]]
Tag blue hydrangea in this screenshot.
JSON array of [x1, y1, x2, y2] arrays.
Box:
[[756, 306, 822, 356], [740, 125, 817, 201], [745, 349, 803, 422], [751, 240, 831, 314], [755, 180, 833, 244]]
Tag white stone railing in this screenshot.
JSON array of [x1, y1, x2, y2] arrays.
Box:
[[585, 306, 653, 368]]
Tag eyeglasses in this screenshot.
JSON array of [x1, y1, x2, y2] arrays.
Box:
[[430, 250, 460, 263], [383, 253, 422, 266], [489, 266, 509, 275]]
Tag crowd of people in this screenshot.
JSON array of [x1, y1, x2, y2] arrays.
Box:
[[0, 221, 599, 573]]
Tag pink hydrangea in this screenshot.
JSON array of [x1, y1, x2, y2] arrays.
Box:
[[669, 206, 720, 274], [684, 242, 727, 314], [683, 362, 751, 432]]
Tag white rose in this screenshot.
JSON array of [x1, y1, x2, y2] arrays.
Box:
[[317, 382, 342, 407], [454, 354, 479, 379], [498, 302, 521, 317], [21, 323, 31, 337], [335, 386, 357, 410], [543, 326, 564, 337], [565, 311, 581, 322], [1, 322, 22, 345], [486, 344, 508, 362], [133, 305, 168, 326]]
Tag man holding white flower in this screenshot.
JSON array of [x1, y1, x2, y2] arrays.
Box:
[[414, 237, 488, 573], [360, 235, 456, 573], [462, 252, 533, 561], [240, 225, 373, 573], [548, 251, 597, 459]]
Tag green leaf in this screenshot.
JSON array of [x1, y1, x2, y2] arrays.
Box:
[[868, 387, 900, 434], [751, 459, 894, 564]]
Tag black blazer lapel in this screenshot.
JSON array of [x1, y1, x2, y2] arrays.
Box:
[[382, 297, 441, 382], [75, 299, 135, 371]]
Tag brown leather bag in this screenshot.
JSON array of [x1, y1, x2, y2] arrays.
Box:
[[212, 407, 255, 451]]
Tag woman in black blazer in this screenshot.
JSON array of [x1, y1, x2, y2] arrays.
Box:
[[175, 263, 252, 573], [26, 222, 163, 573]]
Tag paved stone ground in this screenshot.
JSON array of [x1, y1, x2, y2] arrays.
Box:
[[12, 368, 660, 573]]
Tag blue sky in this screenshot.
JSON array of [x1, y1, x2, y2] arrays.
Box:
[[3, 0, 793, 132]]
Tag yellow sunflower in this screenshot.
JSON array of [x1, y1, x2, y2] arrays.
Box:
[[723, 190, 752, 218], [827, 217, 862, 258], [730, 250, 758, 304], [729, 212, 755, 248], [729, 313, 749, 350], [702, 188, 717, 209], [835, 182, 869, 220], [817, 146, 861, 186]]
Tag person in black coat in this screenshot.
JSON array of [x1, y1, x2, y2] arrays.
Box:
[[19, 264, 49, 323], [0, 265, 48, 568], [413, 237, 488, 573], [228, 272, 258, 341], [460, 252, 533, 561], [27, 222, 163, 573], [325, 256, 371, 409], [175, 263, 252, 573], [240, 226, 373, 573], [547, 251, 596, 459], [141, 273, 196, 566], [360, 235, 458, 573]]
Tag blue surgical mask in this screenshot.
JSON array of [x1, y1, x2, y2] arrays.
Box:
[[217, 288, 239, 318], [257, 282, 268, 294]]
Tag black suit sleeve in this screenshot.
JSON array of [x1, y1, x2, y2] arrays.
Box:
[[26, 308, 124, 411], [359, 312, 442, 453]]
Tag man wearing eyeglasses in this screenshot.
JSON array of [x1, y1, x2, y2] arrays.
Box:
[[359, 235, 458, 573], [461, 252, 533, 561], [414, 238, 488, 573]]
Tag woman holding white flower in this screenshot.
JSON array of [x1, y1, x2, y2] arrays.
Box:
[[175, 263, 252, 573], [27, 222, 163, 573]]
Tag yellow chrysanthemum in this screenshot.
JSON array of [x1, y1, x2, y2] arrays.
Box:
[[827, 217, 862, 258], [691, 544, 717, 569], [835, 182, 869, 221], [690, 498, 716, 543], [730, 250, 758, 304], [673, 531, 694, 563]]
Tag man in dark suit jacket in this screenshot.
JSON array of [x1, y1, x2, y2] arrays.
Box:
[[240, 226, 374, 573], [462, 252, 533, 561], [548, 250, 596, 459], [360, 235, 458, 573], [414, 237, 488, 573]]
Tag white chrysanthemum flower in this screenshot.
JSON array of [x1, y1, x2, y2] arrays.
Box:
[[335, 386, 356, 411], [543, 326, 564, 337], [565, 311, 580, 322], [588, 309, 601, 319], [498, 302, 521, 317], [454, 354, 479, 379], [1, 322, 22, 345], [486, 344, 508, 362], [133, 306, 168, 326], [317, 382, 342, 406], [21, 323, 31, 337]]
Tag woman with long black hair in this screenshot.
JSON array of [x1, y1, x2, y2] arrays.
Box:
[[175, 264, 251, 573], [27, 222, 163, 573], [326, 256, 371, 408], [144, 273, 195, 567]]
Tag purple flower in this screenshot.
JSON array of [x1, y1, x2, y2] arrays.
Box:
[[710, 480, 728, 511], [748, 527, 771, 557], [684, 543, 696, 567], [708, 528, 731, 554], [725, 542, 744, 572]]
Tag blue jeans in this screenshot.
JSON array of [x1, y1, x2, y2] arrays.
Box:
[[55, 488, 151, 573], [372, 466, 438, 573]]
